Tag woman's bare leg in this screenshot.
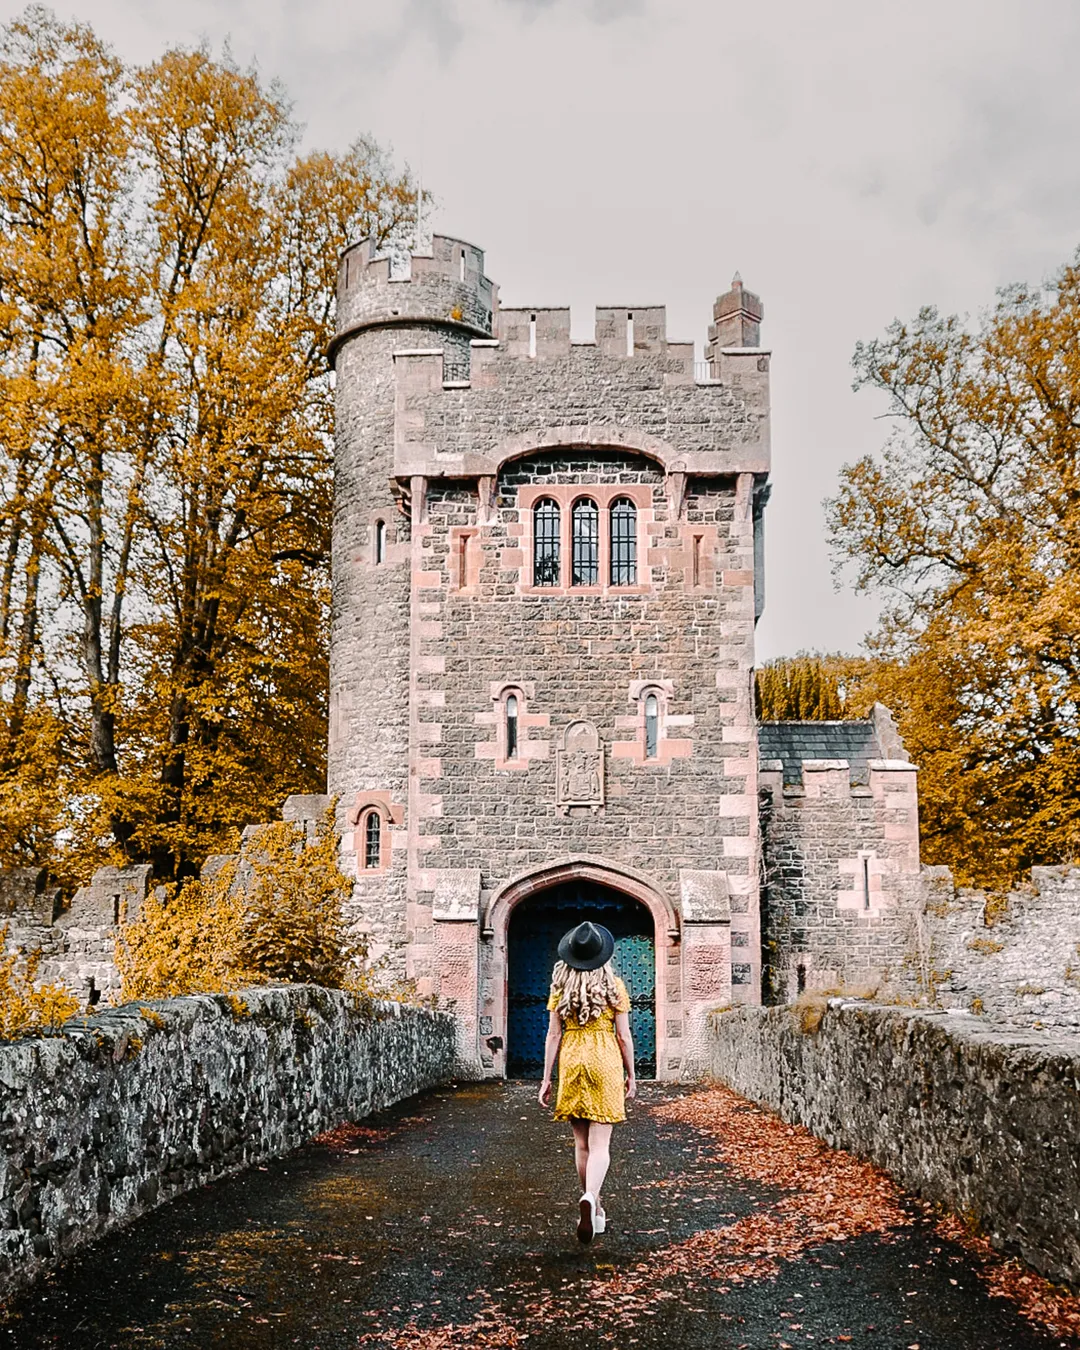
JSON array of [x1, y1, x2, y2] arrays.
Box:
[[584, 1123, 613, 1202], [571, 1119, 590, 1191]]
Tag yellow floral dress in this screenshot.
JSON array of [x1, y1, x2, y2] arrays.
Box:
[[548, 978, 632, 1123]]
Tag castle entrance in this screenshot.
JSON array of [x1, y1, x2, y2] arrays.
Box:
[[506, 881, 656, 1079]]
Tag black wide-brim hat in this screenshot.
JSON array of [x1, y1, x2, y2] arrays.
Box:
[[558, 921, 615, 971]]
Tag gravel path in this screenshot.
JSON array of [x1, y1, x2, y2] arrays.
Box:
[[0, 1081, 1073, 1349]]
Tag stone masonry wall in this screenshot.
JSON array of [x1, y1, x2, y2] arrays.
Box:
[[0, 986, 456, 1301], [1, 864, 152, 1009], [425, 456, 749, 899], [414, 454, 759, 1076], [331, 322, 420, 966], [708, 1002, 1080, 1290], [758, 757, 922, 1003], [391, 335, 770, 481], [920, 864, 1080, 1032]]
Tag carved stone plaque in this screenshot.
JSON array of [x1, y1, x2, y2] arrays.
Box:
[[556, 720, 605, 815]]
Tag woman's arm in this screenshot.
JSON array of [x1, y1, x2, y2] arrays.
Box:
[[614, 1011, 636, 1099], [538, 1008, 562, 1107]]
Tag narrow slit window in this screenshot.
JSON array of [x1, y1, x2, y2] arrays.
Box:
[[645, 693, 659, 759], [862, 855, 871, 910], [456, 531, 476, 590], [375, 519, 386, 564], [571, 498, 599, 586], [692, 533, 702, 587], [626, 311, 634, 356], [364, 812, 382, 871], [460, 250, 466, 281], [533, 499, 560, 586], [505, 694, 519, 759], [610, 498, 637, 585], [529, 313, 537, 358]]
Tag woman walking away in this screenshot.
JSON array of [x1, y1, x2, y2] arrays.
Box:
[[538, 921, 636, 1243]]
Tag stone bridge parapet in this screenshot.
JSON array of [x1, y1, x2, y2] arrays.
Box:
[[0, 985, 456, 1302], [709, 1002, 1080, 1291]]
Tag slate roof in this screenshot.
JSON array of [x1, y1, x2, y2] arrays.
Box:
[[757, 720, 880, 785]]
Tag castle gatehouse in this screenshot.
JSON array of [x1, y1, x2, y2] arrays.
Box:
[[329, 233, 771, 1078]]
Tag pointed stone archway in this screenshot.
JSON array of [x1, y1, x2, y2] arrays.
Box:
[[480, 856, 681, 1081]]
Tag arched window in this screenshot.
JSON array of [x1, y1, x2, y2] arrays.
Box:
[[571, 498, 599, 586], [533, 499, 560, 586], [505, 693, 519, 759], [362, 810, 382, 870], [610, 498, 637, 585], [374, 519, 386, 564], [644, 692, 659, 759]]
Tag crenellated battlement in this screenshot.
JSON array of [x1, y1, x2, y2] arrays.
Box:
[[332, 233, 499, 363], [759, 755, 918, 798], [493, 304, 701, 368], [385, 330, 770, 480], [334, 245, 775, 482]]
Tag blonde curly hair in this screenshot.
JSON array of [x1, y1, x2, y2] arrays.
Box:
[[550, 959, 621, 1026]]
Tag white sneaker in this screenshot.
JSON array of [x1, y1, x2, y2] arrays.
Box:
[[577, 1191, 596, 1243], [594, 1209, 607, 1235]]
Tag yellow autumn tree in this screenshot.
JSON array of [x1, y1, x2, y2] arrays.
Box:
[[0, 7, 423, 885], [116, 808, 361, 1000], [827, 254, 1080, 886]]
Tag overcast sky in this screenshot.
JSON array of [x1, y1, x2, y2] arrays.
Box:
[[10, 0, 1079, 658]]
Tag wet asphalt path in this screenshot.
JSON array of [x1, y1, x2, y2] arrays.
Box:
[[0, 1081, 1070, 1349]]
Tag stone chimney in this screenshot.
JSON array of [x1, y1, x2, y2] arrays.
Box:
[[709, 273, 763, 349]]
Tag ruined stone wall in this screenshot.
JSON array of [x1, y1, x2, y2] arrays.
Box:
[[758, 758, 921, 1003], [0, 797, 337, 1011], [707, 1002, 1080, 1290], [0, 986, 455, 1301], [920, 864, 1080, 1032], [1, 865, 152, 1009]]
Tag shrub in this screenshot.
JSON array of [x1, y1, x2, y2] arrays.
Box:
[[237, 813, 360, 987], [793, 983, 879, 1035], [116, 807, 362, 1000], [0, 926, 80, 1038], [115, 870, 248, 1000]]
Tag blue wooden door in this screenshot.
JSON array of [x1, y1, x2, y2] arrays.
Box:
[[614, 933, 657, 1076], [507, 886, 655, 1079]]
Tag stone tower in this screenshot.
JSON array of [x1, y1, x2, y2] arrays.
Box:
[[330, 235, 770, 1078]]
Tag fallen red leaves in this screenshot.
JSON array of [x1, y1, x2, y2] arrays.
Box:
[[649, 1084, 911, 1280], [658, 1085, 1080, 1345], [311, 1121, 392, 1153], [351, 1086, 1080, 1347], [936, 1214, 1080, 1342], [356, 1299, 525, 1348]]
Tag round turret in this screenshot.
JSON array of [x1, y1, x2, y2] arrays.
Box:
[[329, 234, 499, 972], [331, 233, 498, 369]]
